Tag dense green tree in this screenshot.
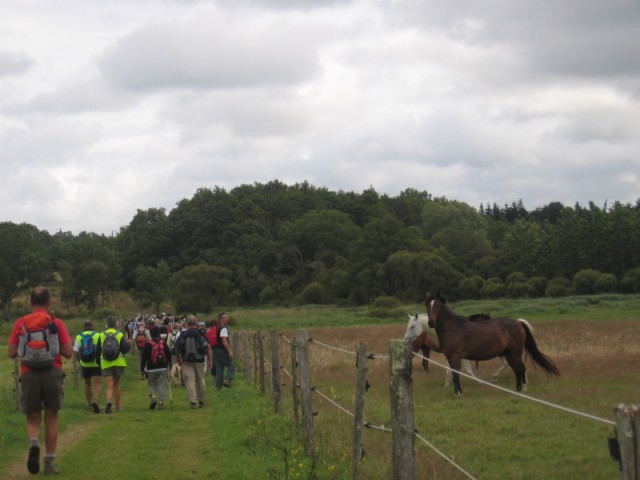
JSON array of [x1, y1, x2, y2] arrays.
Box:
[[132, 261, 171, 315], [116, 208, 171, 287], [0, 222, 51, 319], [170, 263, 232, 313]]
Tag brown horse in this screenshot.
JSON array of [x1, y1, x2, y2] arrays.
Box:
[[408, 312, 516, 386], [423, 291, 560, 395]]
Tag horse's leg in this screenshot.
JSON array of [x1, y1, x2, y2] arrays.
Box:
[[504, 353, 526, 392], [491, 357, 508, 383], [448, 355, 463, 395], [462, 359, 475, 378]]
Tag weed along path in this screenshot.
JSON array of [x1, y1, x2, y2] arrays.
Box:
[[1, 364, 288, 480]]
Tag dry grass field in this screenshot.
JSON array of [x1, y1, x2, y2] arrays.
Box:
[[279, 318, 640, 479]]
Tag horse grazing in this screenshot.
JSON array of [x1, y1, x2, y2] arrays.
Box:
[[423, 291, 560, 395], [407, 314, 476, 386]]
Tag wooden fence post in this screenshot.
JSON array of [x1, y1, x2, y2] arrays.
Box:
[[257, 330, 266, 394], [269, 330, 282, 414], [242, 333, 251, 382], [232, 332, 240, 370], [613, 404, 639, 480], [389, 340, 416, 480], [297, 329, 314, 455], [351, 342, 368, 480], [253, 331, 258, 389], [291, 336, 300, 431]]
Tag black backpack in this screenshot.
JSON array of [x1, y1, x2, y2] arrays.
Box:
[[102, 332, 120, 361], [181, 331, 205, 362]]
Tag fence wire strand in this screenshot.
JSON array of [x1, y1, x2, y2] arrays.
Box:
[[414, 432, 478, 480], [412, 351, 615, 426]]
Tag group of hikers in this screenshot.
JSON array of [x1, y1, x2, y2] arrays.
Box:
[[7, 286, 234, 475]]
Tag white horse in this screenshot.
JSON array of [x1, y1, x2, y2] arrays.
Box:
[[404, 314, 513, 387]]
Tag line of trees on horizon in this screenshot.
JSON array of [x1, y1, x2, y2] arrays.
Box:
[[2, 180, 640, 319]]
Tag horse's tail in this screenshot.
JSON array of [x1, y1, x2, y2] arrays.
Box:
[[519, 320, 560, 376]]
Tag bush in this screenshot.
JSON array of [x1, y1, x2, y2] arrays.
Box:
[[507, 282, 534, 298], [90, 307, 122, 321], [480, 278, 505, 298], [620, 268, 640, 293], [573, 269, 600, 295], [299, 282, 326, 304], [458, 276, 484, 299], [595, 273, 617, 293], [528, 276, 548, 297], [371, 295, 401, 308], [545, 277, 574, 297]]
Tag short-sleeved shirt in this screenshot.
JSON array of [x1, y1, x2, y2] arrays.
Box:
[[73, 330, 101, 367], [8, 309, 71, 374]]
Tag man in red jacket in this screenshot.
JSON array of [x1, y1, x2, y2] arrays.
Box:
[[7, 287, 73, 475]]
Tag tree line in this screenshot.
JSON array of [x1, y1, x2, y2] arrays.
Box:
[[2, 180, 640, 318]]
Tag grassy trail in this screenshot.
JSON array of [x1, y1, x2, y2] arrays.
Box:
[[1, 359, 285, 480]]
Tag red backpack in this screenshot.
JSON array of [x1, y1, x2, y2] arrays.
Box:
[[150, 338, 167, 365], [206, 326, 219, 348]]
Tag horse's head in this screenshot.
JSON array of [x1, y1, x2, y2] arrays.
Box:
[[424, 290, 446, 328], [403, 313, 427, 342]]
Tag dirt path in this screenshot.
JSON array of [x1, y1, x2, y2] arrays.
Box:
[[3, 418, 98, 479]]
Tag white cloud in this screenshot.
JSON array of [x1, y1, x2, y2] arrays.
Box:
[[0, 0, 639, 234]]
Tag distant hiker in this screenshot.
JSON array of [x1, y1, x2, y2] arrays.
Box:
[[132, 322, 151, 379], [96, 316, 130, 414], [175, 315, 212, 409], [213, 312, 235, 391], [140, 326, 172, 410], [73, 319, 102, 413], [7, 287, 73, 475]]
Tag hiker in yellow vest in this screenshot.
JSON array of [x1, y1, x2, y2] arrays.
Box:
[[73, 320, 103, 413], [96, 316, 130, 414]]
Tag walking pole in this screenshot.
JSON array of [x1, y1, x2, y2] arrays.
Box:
[[167, 368, 173, 403]]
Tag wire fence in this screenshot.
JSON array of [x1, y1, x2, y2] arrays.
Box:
[[243, 329, 633, 479]]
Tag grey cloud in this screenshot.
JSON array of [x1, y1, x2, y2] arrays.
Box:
[[393, 0, 640, 80], [217, 0, 351, 10], [163, 89, 310, 138], [0, 50, 32, 76], [99, 18, 321, 91], [7, 78, 136, 114]]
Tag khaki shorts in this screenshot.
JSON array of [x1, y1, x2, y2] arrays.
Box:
[[101, 366, 125, 378], [20, 368, 65, 414]]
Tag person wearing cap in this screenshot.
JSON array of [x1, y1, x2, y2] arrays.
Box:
[[73, 320, 103, 413]]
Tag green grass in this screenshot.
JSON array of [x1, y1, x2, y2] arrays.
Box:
[[2, 294, 639, 479]]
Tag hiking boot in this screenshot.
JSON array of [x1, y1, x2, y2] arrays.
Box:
[[223, 380, 232, 388], [157, 402, 164, 410], [150, 398, 157, 410], [190, 402, 197, 409], [44, 456, 59, 475], [198, 400, 205, 408], [105, 402, 112, 414], [115, 405, 123, 412], [27, 445, 40, 474], [91, 402, 100, 414]]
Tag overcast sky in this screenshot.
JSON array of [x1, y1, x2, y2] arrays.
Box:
[[1, 0, 639, 235]]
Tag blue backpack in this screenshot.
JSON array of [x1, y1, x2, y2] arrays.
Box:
[[79, 332, 96, 363]]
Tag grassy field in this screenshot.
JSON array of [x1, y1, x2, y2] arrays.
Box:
[[1, 294, 639, 479]]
